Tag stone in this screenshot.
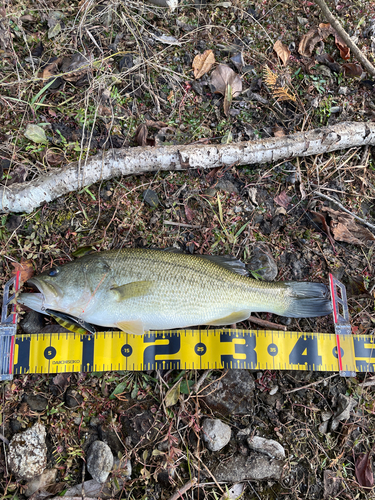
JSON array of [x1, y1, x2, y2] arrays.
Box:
[[247, 243, 278, 281], [8, 423, 47, 480], [20, 311, 44, 335], [215, 179, 239, 195], [202, 419, 231, 452], [247, 436, 285, 460], [215, 453, 284, 481], [201, 370, 255, 415], [142, 189, 159, 208], [25, 468, 57, 497], [65, 387, 83, 408], [87, 440, 114, 483], [23, 394, 48, 412]]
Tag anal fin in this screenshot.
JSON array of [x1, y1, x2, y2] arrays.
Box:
[[116, 320, 145, 335], [207, 310, 251, 326]]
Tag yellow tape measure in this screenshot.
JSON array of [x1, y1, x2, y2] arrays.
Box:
[[11, 329, 375, 375]]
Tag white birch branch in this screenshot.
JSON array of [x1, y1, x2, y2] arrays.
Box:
[[2, 121, 375, 213]]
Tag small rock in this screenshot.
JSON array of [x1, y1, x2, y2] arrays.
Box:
[[25, 468, 57, 497], [215, 453, 283, 481], [247, 436, 285, 460], [8, 423, 47, 480], [269, 385, 279, 396], [113, 457, 132, 479], [202, 419, 231, 451], [65, 387, 83, 408], [338, 86, 348, 95], [201, 370, 255, 415], [22, 394, 48, 412], [215, 179, 239, 195], [6, 214, 22, 232], [87, 441, 114, 483], [247, 243, 278, 281], [142, 189, 159, 208]]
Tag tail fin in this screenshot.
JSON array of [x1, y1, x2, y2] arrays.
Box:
[[283, 282, 332, 318]]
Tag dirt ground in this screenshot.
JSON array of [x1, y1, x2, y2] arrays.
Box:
[[1, 0, 375, 498]]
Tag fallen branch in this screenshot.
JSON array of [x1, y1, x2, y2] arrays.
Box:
[[314, 0, 375, 77], [2, 121, 375, 213]]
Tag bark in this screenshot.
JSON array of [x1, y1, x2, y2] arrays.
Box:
[[1, 121, 375, 214], [314, 0, 375, 77]]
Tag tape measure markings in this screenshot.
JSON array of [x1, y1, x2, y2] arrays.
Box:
[[9, 329, 375, 375]]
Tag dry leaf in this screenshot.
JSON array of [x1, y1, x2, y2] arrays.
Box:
[[318, 22, 335, 40], [322, 207, 375, 246], [192, 49, 215, 79], [273, 40, 290, 65], [274, 191, 291, 209], [355, 452, 374, 488], [343, 62, 362, 77], [334, 34, 350, 60], [11, 258, 34, 283], [298, 27, 322, 57], [135, 123, 148, 146], [165, 382, 180, 407], [185, 205, 195, 222], [210, 64, 242, 96], [223, 82, 232, 117], [273, 126, 285, 137]]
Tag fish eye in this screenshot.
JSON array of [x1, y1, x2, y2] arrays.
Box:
[[49, 268, 59, 277]]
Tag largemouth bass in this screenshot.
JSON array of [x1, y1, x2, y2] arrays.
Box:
[[18, 248, 332, 335]]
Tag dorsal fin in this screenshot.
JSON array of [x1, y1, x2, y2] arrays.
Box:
[[199, 255, 248, 276]]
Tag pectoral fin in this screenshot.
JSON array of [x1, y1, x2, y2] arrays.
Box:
[[207, 310, 251, 326], [110, 280, 153, 301], [116, 320, 145, 335]]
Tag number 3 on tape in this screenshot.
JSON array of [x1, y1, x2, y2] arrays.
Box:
[[329, 274, 356, 377]]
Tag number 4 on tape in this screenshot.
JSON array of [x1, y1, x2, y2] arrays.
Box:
[[329, 273, 356, 377]]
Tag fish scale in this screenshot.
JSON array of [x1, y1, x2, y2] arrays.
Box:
[[18, 248, 332, 335]]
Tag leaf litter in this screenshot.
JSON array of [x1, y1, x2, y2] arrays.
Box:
[[2, 0, 375, 499]]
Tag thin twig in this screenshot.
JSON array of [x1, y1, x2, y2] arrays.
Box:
[[0, 433, 9, 445], [315, 191, 375, 232], [248, 315, 287, 331], [167, 477, 197, 500], [283, 373, 338, 394], [191, 370, 212, 394]]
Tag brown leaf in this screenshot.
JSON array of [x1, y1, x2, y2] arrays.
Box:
[[274, 191, 291, 209], [135, 123, 148, 146], [273, 40, 290, 65], [298, 27, 322, 57], [210, 64, 242, 96], [42, 56, 63, 80], [322, 207, 375, 246], [347, 275, 370, 298], [223, 82, 232, 117], [355, 452, 374, 488], [43, 150, 64, 166], [192, 49, 215, 79], [185, 205, 195, 221], [343, 62, 363, 77], [11, 258, 34, 283], [273, 126, 285, 137], [309, 211, 336, 249], [334, 34, 350, 60], [318, 23, 335, 40], [53, 373, 71, 391]]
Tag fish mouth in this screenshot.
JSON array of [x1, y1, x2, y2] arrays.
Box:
[[18, 278, 62, 313]]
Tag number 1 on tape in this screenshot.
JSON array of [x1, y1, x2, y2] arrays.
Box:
[[329, 274, 356, 377]]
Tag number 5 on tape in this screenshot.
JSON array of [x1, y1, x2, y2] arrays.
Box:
[[329, 274, 356, 377]]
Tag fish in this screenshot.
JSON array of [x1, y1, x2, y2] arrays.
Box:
[[18, 248, 332, 335]]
